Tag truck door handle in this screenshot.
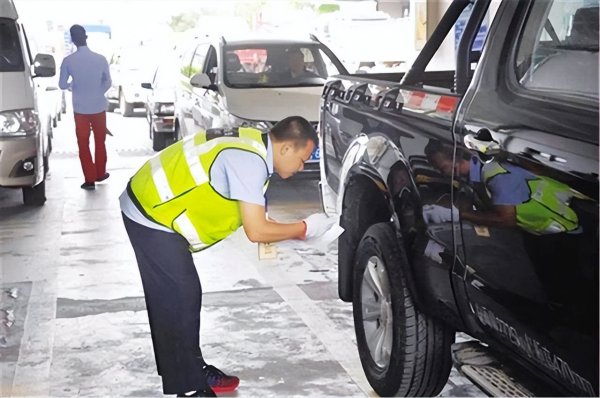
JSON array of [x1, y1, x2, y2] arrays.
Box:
[[463, 131, 501, 156], [525, 147, 567, 163]]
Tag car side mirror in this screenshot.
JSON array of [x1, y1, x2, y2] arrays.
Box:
[[141, 82, 152, 89], [33, 53, 56, 78], [190, 73, 213, 89]]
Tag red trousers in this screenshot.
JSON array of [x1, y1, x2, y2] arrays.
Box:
[[74, 112, 107, 183]]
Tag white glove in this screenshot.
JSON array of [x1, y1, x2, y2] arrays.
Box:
[[422, 204, 459, 224], [303, 213, 336, 240]]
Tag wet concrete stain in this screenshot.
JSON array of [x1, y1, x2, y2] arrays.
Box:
[[56, 287, 285, 319], [61, 229, 100, 235]]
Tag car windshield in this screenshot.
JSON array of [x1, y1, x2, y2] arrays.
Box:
[[154, 63, 177, 89], [223, 43, 341, 88], [0, 18, 24, 72]]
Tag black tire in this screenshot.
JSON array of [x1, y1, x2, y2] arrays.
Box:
[[57, 111, 61, 122], [353, 222, 454, 397], [120, 92, 134, 117], [339, 182, 389, 301], [61, 92, 67, 114], [23, 180, 46, 206], [44, 151, 50, 175], [52, 116, 57, 128], [152, 131, 167, 151]]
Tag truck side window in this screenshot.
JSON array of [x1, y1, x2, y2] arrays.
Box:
[[515, 1, 599, 99]]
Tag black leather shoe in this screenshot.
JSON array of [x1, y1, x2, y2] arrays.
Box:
[[80, 182, 95, 190], [176, 388, 217, 397]]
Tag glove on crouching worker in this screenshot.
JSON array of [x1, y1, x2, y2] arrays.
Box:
[[302, 213, 336, 240]]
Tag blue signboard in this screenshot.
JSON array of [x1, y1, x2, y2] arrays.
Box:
[[454, 4, 488, 53]]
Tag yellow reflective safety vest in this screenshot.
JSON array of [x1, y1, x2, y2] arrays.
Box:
[[128, 127, 268, 251], [481, 162, 587, 235]]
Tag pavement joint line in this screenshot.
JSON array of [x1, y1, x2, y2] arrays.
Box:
[[11, 279, 57, 397], [254, 253, 377, 397]]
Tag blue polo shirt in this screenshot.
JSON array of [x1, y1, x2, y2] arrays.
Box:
[[59, 46, 111, 114], [119, 136, 274, 232]]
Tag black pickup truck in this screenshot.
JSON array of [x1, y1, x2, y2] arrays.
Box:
[[318, 0, 598, 396]]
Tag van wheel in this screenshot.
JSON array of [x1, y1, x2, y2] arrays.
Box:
[[353, 222, 454, 397], [152, 131, 167, 151], [61, 92, 67, 113], [120, 92, 134, 117], [23, 180, 46, 206], [44, 152, 50, 175]]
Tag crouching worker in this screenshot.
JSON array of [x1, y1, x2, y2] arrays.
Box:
[[119, 116, 334, 397]]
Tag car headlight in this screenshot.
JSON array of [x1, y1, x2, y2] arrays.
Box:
[[0, 109, 39, 136], [154, 103, 175, 114]]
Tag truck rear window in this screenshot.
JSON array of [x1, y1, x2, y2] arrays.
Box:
[[0, 18, 24, 72]]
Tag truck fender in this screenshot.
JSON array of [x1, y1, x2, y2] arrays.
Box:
[[337, 134, 423, 307]]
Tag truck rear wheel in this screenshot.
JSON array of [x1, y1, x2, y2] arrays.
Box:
[[353, 222, 453, 396], [22, 180, 46, 206]]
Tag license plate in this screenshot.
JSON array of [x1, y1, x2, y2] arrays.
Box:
[[310, 146, 320, 160]]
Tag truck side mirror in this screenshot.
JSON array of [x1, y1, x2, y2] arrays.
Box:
[[33, 53, 56, 78]]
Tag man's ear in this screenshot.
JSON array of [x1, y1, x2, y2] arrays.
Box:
[[280, 142, 292, 155]]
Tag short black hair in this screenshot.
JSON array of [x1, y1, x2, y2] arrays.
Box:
[[270, 116, 318, 148], [70, 25, 87, 47], [424, 140, 452, 160]]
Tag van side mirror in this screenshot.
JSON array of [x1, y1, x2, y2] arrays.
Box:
[[141, 82, 152, 89], [190, 73, 215, 90], [33, 53, 56, 77]]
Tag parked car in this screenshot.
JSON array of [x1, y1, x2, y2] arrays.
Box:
[[36, 75, 64, 128], [142, 62, 176, 151], [174, 34, 347, 174], [319, 0, 598, 396], [107, 46, 155, 117], [0, 0, 56, 206]]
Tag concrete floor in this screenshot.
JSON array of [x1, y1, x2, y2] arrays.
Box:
[[0, 110, 483, 397]]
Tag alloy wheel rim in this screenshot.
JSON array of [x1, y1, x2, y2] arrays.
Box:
[[360, 255, 393, 369]]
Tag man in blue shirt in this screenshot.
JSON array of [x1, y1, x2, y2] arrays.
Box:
[[59, 25, 112, 190]]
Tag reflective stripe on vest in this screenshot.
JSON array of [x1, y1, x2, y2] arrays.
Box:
[[173, 212, 209, 251], [150, 156, 174, 202], [183, 137, 209, 186]]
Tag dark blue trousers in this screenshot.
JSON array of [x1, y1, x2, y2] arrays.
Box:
[[122, 214, 208, 394]]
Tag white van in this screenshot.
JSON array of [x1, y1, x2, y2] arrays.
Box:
[[0, 0, 56, 206]]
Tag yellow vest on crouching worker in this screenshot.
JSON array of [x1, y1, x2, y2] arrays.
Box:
[[129, 127, 268, 252]]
